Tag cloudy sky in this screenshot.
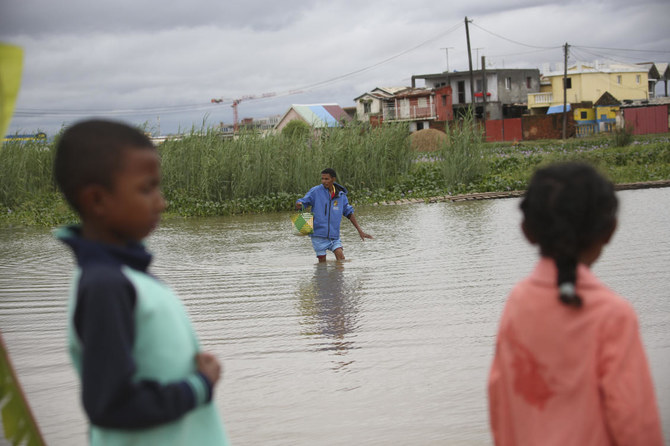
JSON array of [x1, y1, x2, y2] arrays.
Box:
[[2, 0, 669, 136]]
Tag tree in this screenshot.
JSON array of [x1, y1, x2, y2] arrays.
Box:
[[282, 120, 311, 139]]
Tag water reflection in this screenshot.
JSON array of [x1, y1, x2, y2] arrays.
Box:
[[296, 262, 361, 368]]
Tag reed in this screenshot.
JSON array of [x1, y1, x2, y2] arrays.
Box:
[[159, 121, 413, 203], [1, 124, 667, 226], [439, 110, 488, 188], [0, 139, 55, 208]]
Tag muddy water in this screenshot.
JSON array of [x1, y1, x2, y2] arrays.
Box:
[[1, 188, 668, 445]]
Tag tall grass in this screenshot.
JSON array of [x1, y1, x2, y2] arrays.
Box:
[[2, 122, 667, 226], [159, 121, 413, 202], [0, 139, 55, 208], [439, 110, 487, 187]]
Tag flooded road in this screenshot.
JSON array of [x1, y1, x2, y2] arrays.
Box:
[[1, 188, 669, 445]]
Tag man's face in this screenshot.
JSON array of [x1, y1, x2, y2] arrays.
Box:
[[321, 173, 335, 190]]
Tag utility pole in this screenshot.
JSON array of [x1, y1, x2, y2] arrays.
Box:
[[440, 47, 454, 72], [465, 16, 475, 112], [562, 42, 569, 140], [474, 48, 484, 70], [482, 55, 487, 131]]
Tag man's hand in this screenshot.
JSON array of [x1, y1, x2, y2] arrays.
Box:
[[359, 231, 373, 241], [196, 352, 222, 386], [295, 202, 303, 211]]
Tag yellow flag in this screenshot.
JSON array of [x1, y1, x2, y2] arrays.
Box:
[[0, 44, 24, 142]]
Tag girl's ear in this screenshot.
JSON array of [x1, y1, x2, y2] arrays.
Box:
[[521, 220, 537, 244], [602, 218, 618, 245]]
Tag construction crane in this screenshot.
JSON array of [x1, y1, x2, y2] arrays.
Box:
[[211, 92, 278, 132], [210, 89, 305, 132]]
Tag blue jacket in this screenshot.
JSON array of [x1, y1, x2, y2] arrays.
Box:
[[297, 182, 354, 240]]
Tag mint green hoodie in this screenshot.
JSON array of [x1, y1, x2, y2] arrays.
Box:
[[59, 226, 230, 445]]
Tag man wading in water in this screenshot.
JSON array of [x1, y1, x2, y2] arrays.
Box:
[[296, 168, 372, 262]]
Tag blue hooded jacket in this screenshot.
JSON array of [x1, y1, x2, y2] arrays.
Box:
[[297, 182, 354, 240]]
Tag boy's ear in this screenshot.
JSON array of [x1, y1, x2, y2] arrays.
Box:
[[77, 184, 109, 218], [521, 220, 537, 244]]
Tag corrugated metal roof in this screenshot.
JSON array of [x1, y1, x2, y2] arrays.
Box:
[[547, 104, 571, 114], [290, 104, 350, 128]]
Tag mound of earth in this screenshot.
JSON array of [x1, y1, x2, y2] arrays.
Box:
[[410, 128, 447, 152]]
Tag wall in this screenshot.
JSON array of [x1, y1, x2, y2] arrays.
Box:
[[548, 71, 648, 104], [574, 108, 596, 122], [485, 118, 522, 142], [623, 105, 669, 135], [275, 108, 304, 132], [586, 71, 648, 102], [434, 85, 453, 121], [497, 69, 540, 104], [595, 106, 618, 122], [521, 114, 575, 140], [356, 94, 384, 122]]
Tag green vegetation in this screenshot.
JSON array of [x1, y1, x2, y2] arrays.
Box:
[[1, 123, 669, 227], [612, 123, 634, 147], [281, 120, 311, 139], [439, 110, 487, 188], [0, 333, 46, 445]]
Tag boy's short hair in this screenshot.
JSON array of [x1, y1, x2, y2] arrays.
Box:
[[54, 119, 154, 213], [321, 168, 337, 178]]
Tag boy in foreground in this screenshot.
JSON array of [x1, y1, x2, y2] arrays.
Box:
[[54, 119, 229, 445]]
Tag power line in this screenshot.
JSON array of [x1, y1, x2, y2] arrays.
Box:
[[574, 45, 670, 54], [14, 21, 465, 119], [469, 22, 560, 50], [294, 21, 463, 92]]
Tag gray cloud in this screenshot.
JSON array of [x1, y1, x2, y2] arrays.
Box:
[[0, 0, 313, 36], [3, 0, 669, 135]]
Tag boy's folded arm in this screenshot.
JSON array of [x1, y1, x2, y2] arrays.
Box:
[[75, 277, 211, 429]]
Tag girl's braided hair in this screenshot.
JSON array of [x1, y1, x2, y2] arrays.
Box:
[[520, 162, 618, 307]]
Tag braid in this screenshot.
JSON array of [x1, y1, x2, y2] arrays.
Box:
[[555, 255, 581, 307], [521, 162, 617, 308]]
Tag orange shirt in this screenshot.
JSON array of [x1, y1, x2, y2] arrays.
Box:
[[488, 257, 664, 446]]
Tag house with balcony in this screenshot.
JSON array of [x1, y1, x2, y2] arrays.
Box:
[[354, 87, 407, 122], [411, 68, 540, 120], [354, 85, 453, 131], [636, 62, 669, 98], [528, 62, 649, 115]]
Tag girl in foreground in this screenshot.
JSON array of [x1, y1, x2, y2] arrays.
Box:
[[488, 162, 663, 445]]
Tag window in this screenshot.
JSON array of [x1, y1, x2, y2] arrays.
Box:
[[617, 75, 622, 84], [441, 95, 447, 107], [580, 111, 587, 119], [418, 97, 428, 108], [563, 77, 572, 89], [526, 77, 532, 89], [363, 102, 371, 114], [636, 75, 641, 84], [457, 81, 466, 104], [476, 79, 482, 92], [505, 77, 512, 89]]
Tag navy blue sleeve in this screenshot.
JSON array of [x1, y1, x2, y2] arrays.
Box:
[[73, 266, 212, 429]]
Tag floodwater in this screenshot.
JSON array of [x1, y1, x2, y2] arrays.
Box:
[[1, 188, 669, 445]]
